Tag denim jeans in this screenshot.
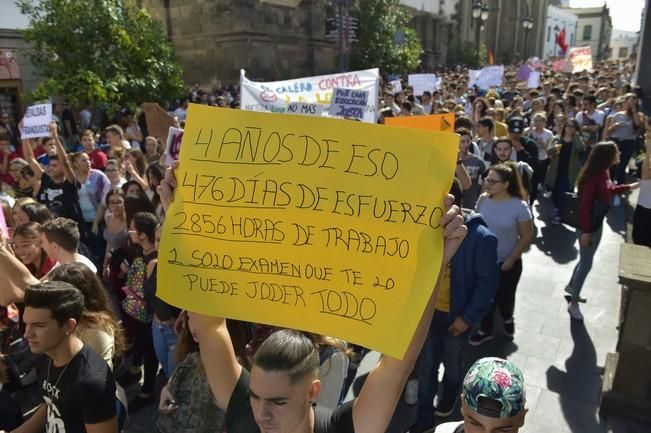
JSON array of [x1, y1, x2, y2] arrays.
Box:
[[569, 227, 603, 300], [551, 175, 571, 210], [480, 259, 523, 334], [416, 310, 469, 425], [152, 321, 178, 378], [612, 138, 636, 185]]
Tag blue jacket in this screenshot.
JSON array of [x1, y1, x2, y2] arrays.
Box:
[[450, 213, 499, 326]]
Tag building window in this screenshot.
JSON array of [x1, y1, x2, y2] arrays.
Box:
[[583, 25, 592, 41], [619, 47, 629, 58], [547, 26, 551, 42]]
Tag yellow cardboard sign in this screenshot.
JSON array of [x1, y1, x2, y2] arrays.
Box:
[[384, 113, 455, 132], [158, 104, 457, 358]]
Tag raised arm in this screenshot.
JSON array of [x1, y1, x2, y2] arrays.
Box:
[[10, 404, 46, 433], [50, 121, 75, 184], [352, 197, 466, 433], [84, 417, 118, 433], [124, 160, 149, 191], [22, 136, 44, 180], [643, 135, 651, 180], [186, 313, 242, 411], [159, 162, 242, 412], [0, 241, 39, 305], [455, 160, 472, 191]]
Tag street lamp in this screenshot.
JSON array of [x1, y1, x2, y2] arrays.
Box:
[[481, 4, 490, 21], [472, 1, 490, 65], [472, 1, 482, 19], [553, 24, 560, 57], [522, 16, 534, 60]]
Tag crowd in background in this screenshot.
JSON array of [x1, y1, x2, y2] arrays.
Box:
[[0, 57, 650, 433]]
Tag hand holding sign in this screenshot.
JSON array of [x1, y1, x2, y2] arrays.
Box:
[[20, 104, 53, 139], [328, 88, 369, 120]]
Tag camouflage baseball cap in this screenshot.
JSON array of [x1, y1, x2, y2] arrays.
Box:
[[462, 357, 526, 419]]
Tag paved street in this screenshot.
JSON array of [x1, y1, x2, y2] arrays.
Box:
[[463, 198, 631, 433], [124, 196, 649, 433]]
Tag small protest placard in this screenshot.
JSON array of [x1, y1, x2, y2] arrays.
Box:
[[468, 70, 481, 89], [20, 104, 52, 139], [163, 127, 184, 166], [390, 79, 402, 94], [142, 102, 177, 142], [527, 71, 541, 89], [408, 74, 441, 96], [328, 88, 369, 120], [568, 46, 593, 73], [385, 113, 455, 132], [287, 102, 324, 117], [516, 64, 532, 81], [552, 59, 568, 72], [475, 66, 504, 89]]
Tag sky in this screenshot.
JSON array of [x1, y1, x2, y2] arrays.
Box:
[[569, 0, 645, 32]]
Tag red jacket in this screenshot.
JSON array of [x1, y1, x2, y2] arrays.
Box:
[[579, 170, 630, 233]]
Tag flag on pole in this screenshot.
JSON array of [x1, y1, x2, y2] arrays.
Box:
[[556, 27, 569, 55]]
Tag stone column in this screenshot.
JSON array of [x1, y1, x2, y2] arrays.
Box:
[[634, 1, 650, 113]]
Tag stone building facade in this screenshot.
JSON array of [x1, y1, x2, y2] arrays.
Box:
[[400, 0, 459, 71], [0, 1, 41, 123], [567, 5, 612, 61], [469, 0, 550, 63], [543, 4, 578, 59], [139, 0, 466, 85], [138, 0, 338, 86]]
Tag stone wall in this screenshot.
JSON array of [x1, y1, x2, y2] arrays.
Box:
[[0, 28, 41, 92], [140, 0, 338, 86]]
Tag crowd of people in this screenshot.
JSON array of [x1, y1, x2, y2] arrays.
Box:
[[0, 57, 649, 433]]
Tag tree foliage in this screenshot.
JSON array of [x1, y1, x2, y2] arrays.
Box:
[[350, 0, 423, 75], [447, 40, 486, 68], [18, 0, 184, 111]]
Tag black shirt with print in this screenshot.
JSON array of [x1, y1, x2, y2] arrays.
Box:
[[38, 172, 83, 225], [37, 345, 116, 433]]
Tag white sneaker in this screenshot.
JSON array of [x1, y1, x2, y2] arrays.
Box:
[[568, 303, 584, 321]]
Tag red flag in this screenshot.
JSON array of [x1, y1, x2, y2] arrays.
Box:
[[556, 27, 569, 55]]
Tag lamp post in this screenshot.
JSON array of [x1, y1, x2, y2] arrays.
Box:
[[472, 0, 490, 65], [522, 16, 534, 60], [553, 24, 560, 57]]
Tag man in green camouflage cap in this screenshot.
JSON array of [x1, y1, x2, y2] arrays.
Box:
[[434, 357, 527, 433]]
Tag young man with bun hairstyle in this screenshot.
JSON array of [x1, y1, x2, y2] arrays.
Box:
[[157, 160, 468, 433]]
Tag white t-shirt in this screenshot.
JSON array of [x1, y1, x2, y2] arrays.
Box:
[[525, 128, 554, 160], [173, 107, 187, 121], [50, 254, 98, 274], [576, 110, 605, 127]]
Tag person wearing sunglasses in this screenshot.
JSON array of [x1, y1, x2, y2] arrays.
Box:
[[469, 163, 533, 345]]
